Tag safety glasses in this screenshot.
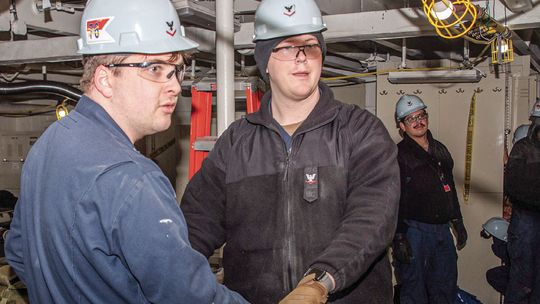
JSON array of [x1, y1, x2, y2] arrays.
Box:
[[106, 61, 186, 83], [271, 44, 322, 61], [403, 112, 429, 125]]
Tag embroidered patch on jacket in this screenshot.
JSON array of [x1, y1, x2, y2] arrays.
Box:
[[304, 167, 319, 203]]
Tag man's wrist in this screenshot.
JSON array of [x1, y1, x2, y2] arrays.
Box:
[[304, 268, 335, 293]]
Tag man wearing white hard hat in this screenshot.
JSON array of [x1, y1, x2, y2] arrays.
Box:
[[5, 1, 247, 303], [181, 0, 400, 303], [392, 95, 467, 304]]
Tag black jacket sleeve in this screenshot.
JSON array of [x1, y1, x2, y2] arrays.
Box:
[[180, 125, 236, 257], [395, 151, 410, 234]]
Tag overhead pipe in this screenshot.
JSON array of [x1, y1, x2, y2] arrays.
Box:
[[0, 80, 82, 101], [400, 38, 407, 69], [0, 103, 55, 115], [215, 0, 235, 136]]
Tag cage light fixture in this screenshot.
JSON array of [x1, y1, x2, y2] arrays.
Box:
[[491, 35, 514, 64], [422, 0, 478, 39]]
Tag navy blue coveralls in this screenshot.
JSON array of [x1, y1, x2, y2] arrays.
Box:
[[5, 96, 247, 304]]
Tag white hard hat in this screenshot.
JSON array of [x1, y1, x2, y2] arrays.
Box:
[[395, 95, 427, 121], [530, 98, 540, 118], [513, 124, 530, 144], [77, 0, 198, 55], [253, 0, 327, 42], [482, 217, 509, 242]]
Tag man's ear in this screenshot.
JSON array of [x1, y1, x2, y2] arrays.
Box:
[[399, 121, 406, 132], [93, 65, 114, 98]]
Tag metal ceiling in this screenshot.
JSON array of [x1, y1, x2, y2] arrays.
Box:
[[0, 0, 539, 92]]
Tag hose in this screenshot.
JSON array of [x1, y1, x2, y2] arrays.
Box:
[[0, 80, 82, 102]]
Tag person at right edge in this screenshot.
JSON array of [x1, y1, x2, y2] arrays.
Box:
[[180, 0, 400, 303], [504, 98, 540, 303], [392, 95, 468, 304]]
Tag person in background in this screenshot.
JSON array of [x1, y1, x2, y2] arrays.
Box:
[[181, 0, 400, 303], [480, 217, 510, 295], [504, 98, 540, 304], [4, 0, 247, 303], [392, 95, 468, 304]]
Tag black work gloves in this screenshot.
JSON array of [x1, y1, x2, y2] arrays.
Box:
[[392, 233, 413, 264], [451, 218, 468, 250]]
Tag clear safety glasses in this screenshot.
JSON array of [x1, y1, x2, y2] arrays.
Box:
[[106, 61, 186, 83], [403, 112, 429, 125], [271, 44, 322, 61]]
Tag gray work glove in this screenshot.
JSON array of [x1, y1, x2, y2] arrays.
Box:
[[392, 233, 413, 264], [451, 218, 468, 250]]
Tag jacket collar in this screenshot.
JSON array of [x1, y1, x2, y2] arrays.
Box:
[[402, 130, 435, 156], [73, 95, 133, 147], [246, 82, 340, 134]]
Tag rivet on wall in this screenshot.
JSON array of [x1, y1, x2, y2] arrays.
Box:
[[413, 89, 422, 94], [379, 90, 388, 95], [492, 87, 502, 92], [439, 89, 447, 94], [396, 90, 406, 95], [474, 88, 483, 94], [456, 88, 465, 93]]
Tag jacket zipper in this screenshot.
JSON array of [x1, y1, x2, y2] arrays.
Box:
[[283, 143, 295, 291]]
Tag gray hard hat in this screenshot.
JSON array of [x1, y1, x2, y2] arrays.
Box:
[[77, 0, 198, 55], [531, 98, 540, 118], [395, 95, 427, 121], [513, 124, 530, 144], [482, 217, 509, 242], [253, 0, 327, 42]]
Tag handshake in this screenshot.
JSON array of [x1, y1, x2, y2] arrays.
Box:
[[278, 272, 333, 304]]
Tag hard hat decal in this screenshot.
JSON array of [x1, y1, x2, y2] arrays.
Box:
[[166, 21, 177, 37], [86, 17, 115, 44], [283, 4, 296, 17]]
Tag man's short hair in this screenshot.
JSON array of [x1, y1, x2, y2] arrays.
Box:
[[79, 55, 126, 93]]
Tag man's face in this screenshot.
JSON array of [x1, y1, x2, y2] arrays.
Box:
[[399, 109, 429, 138], [109, 53, 183, 142], [266, 34, 323, 101]]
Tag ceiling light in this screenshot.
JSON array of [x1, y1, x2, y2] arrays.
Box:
[[387, 69, 483, 84], [431, 1, 454, 20]]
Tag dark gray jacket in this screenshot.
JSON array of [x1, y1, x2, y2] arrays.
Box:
[[505, 123, 540, 212], [181, 83, 400, 303]]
